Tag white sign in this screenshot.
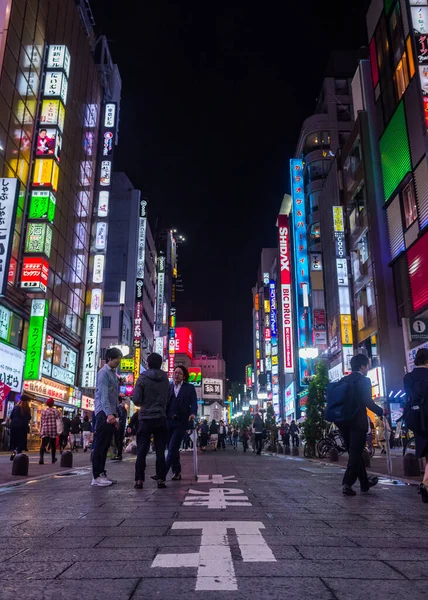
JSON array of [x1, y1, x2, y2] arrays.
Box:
[[97, 191, 109, 217], [136, 217, 147, 279], [43, 71, 68, 104], [47, 45, 71, 77], [95, 222, 107, 250], [90, 288, 102, 315], [100, 160, 111, 186], [0, 178, 19, 295], [104, 103, 116, 128], [367, 366, 385, 399], [151, 521, 276, 591], [342, 346, 354, 375], [82, 395, 95, 411], [0, 305, 11, 341], [81, 315, 100, 388], [0, 341, 25, 392], [154, 336, 164, 356], [203, 378, 223, 399], [183, 488, 251, 509], [328, 363, 343, 382], [311, 253, 322, 271], [336, 259, 349, 286], [52, 364, 75, 386], [93, 255, 105, 284], [412, 6, 428, 33]]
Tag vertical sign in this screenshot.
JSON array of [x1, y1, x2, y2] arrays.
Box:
[[133, 198, 147, 382], [0, 178, 19, 295], [168, 231, 177, 379], [23, 299, 49, 380], [278, 215, 294, 374], [155, 254, 166, 333], [290, 158, 310, 386], [82, 314, 100, 388], [269, 280, 280, 415]]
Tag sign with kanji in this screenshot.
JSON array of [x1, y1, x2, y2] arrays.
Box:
[[23, 299, 48, 381], [81, 314, 100, 388], [0, 178, 19, 296]]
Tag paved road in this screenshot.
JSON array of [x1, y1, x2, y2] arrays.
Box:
[[0, 447, 427, 599]]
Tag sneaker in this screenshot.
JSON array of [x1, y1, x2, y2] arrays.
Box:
[[99, 474, 114, 485], [91, 477, 112, 487], [342, 485, 357, 496], [134, 481, 143, 489], [361, 477, 379, 492]]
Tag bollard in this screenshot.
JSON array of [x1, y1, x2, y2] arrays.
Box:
[[328, 447, 339, 462], [60, 450, 73, 468], [403, 453, 421, 477], [12, 453, 29, 476], [284, 446, 291, 455], [362, 449, 371, 468], [292, 447, 299, 457], [277, 444, 284, 455]]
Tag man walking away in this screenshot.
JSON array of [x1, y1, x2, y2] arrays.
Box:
[[326, 354, 383, 496], [82, 415, 92, 452], [39, 399, 60, 464], [253, 413, 264, 455], [92, 348, 122, 487], [218, 420, 226, 450], [290, 420, 300, 447], [112, 397, 127, 460], [60, 414, 71, 453], [70, 413, 82, 451], [133, 353, 170, 489]]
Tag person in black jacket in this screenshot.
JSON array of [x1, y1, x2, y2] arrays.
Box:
[[403, 348, 428, 503], [336, 354, 383, 496], [165, 365, 197, 480], [9, 393, 32, 459], [112, 397, 128, 460]]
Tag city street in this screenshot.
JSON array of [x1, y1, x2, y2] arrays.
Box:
[[0, 448, 427, 600]]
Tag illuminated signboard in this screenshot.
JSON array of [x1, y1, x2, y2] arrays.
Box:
[[155, 255, 166, 331], [278, 214, 294, 374], [81, 315, 100, 388], [175, 327, 193, 359], [120, 358, 134, 372], [20, 257, 49, 292], [32, 159, 59, 191], [104, 103, 116, 128], [202, 378, 223, 399], [95, 222, 107, 250], [97, 190, 109, 217], [246, 364, 252, 388], [340, 314, 353, 345], [39, 99, 66, 132], [28, 190, 56, 222], [100, 160, 111, 186], [291, 158, 310, 386], [43, 71, 68, 104], [269, 281, 277, 337], [188, 367, 202, 387], [0, 341, 25, 392], [23, 299, 48, 380], [367, 366, 385, 399], [36, 127, 61, 160], [47, 45, 71, 76], [25, 222, 52, 256], [0, 178, 19, 295], [93, 254, 105, 284], [90, 288, 102, 315]]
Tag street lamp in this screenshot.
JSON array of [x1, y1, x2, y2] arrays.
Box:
[[299, 347, 319, 360]]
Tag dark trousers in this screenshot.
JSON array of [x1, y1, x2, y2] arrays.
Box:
[[282, 434, 290, 447], [242, 437, 248, 452], [40, 437, 56, 462], [255, 432, 263, 454], [166, 420, 187, 476], [217, 434, 226, 449], [291, 433, 299, 447], [338, 423, 368, 487], [59, 434, 69, 451], [135, 417, 168, 482], [10, 427, 27, 454], [115, 426, 125, 458], [92, 412, 115, 479]]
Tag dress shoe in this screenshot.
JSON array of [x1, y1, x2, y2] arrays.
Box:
[[157, 480, 167, 489], [171, 473, 182, 481], [134, 481, 143, 489], [151, 474, 159, 480], [361, 477, 379, 492], [342, 485, 356, 496]]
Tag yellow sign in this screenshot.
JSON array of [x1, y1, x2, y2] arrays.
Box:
[[272, 355, 278, 366], [254, 294, 259, 311], [120, 358, 134, 372], [340, 314, 353, 345], [133, 347, 141, 384], [256, 349, 260, 359], [333, 206, 344, 232], [264, 300, 270, 314], [33, 159, 59, 191]]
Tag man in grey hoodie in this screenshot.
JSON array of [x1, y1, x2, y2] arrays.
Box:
[[133, 352, 170, 489]]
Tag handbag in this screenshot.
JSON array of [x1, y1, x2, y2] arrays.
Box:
[[56, 417, 64, 435]]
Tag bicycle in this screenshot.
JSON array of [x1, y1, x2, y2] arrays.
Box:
[[316, 428, 346, 458]]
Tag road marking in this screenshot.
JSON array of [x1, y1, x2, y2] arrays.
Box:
[[151, 521, 276, 591], [183, 488, 252, 509], [197, 474, 238, 484]]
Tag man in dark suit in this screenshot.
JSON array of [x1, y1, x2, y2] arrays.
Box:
[[165, 365, 197, 480]]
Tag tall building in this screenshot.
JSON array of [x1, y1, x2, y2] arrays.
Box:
[[0, 0, 119, 445], [101, 172, 156, 380]]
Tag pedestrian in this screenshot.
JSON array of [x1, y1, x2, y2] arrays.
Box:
[[70, 413, 82, 451], [133, 352, 170, 489], [253, 413, 264, 455], [403, 348, 428, 504], [9, 393, 32, 459], [240, 425, 249, 452], [376, 414, 389, 454], [165, 365, 198, 480], [60, 413, 71, 453], [290, 420, 300, 447], [112, 397, 127, 460], [82, 415, 92, 452], [200, 419, 209, 450], [91, 347, 122, 487], [232, 425, 239, 450], [280, 421, 291, 448], [39, 398, 61, 464], [227, 424, 233, 446], [218, 420, 226, 450], [209, 419, 219, 451], [326, 354, 383, 496]]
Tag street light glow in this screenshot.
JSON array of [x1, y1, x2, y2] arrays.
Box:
[[299, 347, 319, 359]]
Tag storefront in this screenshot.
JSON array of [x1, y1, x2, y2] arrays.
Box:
[[0, 338, 26, 450]]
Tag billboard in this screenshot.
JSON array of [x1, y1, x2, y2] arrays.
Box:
[[175, 327, 193, 358], [23, 299, 48, 381], [188, 367, 202, 387], [202, 378, 223, 400], [81, 314, 100, 388], [278, 214, 294, 373], [0, 178, 19, 296]]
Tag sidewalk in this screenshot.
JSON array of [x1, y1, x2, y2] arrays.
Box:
[[0, 445, 427, 599]]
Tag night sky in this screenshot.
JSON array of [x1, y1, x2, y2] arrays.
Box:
[[90, 1, 370, 381]]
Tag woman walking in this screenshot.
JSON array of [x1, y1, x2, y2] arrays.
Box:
[[39, 398, 61, 464], [403, 348, 428, 503], [232, 426, 239, 450], [9, 393, 32, 460], [82, 415, 92, 452], [209, 419, 219, 451]]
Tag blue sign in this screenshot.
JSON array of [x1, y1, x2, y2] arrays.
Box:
[[269, 281, 277, 337]]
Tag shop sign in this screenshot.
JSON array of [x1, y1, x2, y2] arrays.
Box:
[[104, 103, 116, 128], [328, 363, 343, 382], [23, 299, 48, 381], [0, 340, 25, 392], [202, 378, 223, 400], [51, 364, 75, 386], [342, 345, 354, 375], [333, 206, 345, 232], [340, 314, 353, 345], [23, 377, 70, 402], [81, 315, 100, 388], [95, 222, 107, 250], [188, 367, 202, 387], [97, 191, 109, 217], [82, 395, 95, 411], [47, 45, 71, 76], [92, 254, 105, 284], [367, 366, 384, 399], [44, 71, 68, 104], [20, 256, 49, 292], [90, 288, 102, 315], [0, 178, 19, 295], [410, 317, 428, 341], [278, 214, 294, 374], [310, 252, 322, 271], [25, 222, 52, 256], [134, 346, 141, 385], [120, 358, 134, 372], [40, 99, 65, 132], [313, 309, 326, 330], [99, 160, 111, 186], [0, 306, 11, 342], [28, 190, 56, 222]]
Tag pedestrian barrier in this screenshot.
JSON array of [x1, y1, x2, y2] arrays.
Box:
[[12, 453, 29, 476], [60, 450, 73, 468]]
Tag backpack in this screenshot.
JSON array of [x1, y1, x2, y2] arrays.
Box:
[[325, 376, 359, 423], [404, 379, 428, 435]]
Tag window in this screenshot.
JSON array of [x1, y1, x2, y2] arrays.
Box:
[[335, 79, 349, 95], [102, 316, 111, 329], [339, 131, 350, 147], [337, 104, 352, 122], [402, 180, 417, 228], [358, 232, 370, 264], [303, 130, 330, 154], [389, 3, 404, 66], [353, 184, 366, 213], [394, 57, 409, 100]]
